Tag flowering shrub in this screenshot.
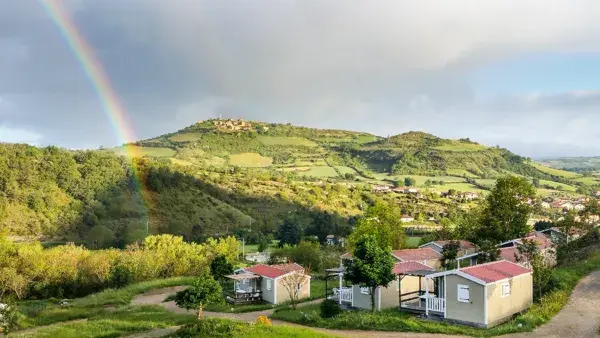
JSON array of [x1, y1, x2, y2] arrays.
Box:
[[255, 315, 272, 326], [0, 302, 20, 334]]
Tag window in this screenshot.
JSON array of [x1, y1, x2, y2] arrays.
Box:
[[360, 287, 370, 295], [501, 283, 511, 298], [266, 279, 272, 291], [457, 284, 470, 303], [242, 278, 249, 284]]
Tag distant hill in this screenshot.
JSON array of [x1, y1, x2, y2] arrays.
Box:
[[112, 119, 597, 193], [538, 156, 600, 173], [3, 119, 598, 244]]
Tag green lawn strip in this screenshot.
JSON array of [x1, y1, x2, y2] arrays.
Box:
[[13, 305, 196, 338], [272, 252, 600, 337], [405, 236, 422, 248], [16, 278, 196, 330], [72, 277, 195, 308], [172, 317, 335, 338]]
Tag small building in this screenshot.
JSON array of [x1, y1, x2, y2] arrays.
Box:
[[425, 260, 533, 328], [401, 215, 415, 223], [540, 202, 551, 209], [244, 252, 270, 263], [419, 240, 477, 258], [225, 263, 311, 305], [372, 185, 391, 193], [326, 235, 336, 245]]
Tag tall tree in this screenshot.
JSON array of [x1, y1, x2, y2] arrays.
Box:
[[343, 234, 395, 312], [277, 216, 302, 247], [441, 241, 460, 270], [477, 176, 536, 243], [348, 201, 406, 250], [210, 255, 233, 283], [404, 177, 416, 187]]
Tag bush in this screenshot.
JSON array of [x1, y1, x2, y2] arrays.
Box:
[[173, 318, 246, 337], [319, 299, 342, 318], [255, 315, 272, 326]]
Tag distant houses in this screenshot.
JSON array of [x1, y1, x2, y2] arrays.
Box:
[[400, 215, 415, 223]]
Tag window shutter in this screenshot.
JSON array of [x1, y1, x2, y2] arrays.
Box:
[[501, 283, 511, 297], [267, 279, 272, 291], [457, 284, 470, 303]]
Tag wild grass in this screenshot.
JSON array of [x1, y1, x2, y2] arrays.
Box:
[[171, 317, 335, 338], [229, 153, 274, 167], [335, 166, 358, 176], [434, 142, 487, 152]]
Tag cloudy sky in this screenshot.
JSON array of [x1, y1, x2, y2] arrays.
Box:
[[2, 1, 600, 157]]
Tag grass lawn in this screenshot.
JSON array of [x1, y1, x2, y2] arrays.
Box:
[[109, 146, 176, 158], [172, 317, 335, 338], [297, 166, 339, 178], [440, 182, 488, 194], [530, 162, 581, 179], [169, 132, 203, 142], [405, 236, 422, 248], [573, 176, 600, 185], [272, 250, 600, 337], [335, 166, 358, 176], [14, 305, 196, 338], [373, 174, 466, 186], [446, 169, 479, 178], [229, 153, 273, 167], [258, 136, 318, 147]]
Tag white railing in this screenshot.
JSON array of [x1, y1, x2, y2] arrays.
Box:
[[331, 287, 353, 303], [426, 297, 445, 312]]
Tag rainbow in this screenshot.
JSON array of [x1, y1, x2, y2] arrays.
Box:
[[38, 1, 150, 215]]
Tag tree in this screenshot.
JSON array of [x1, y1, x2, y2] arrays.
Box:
[[86, 225, 117, 249], [477, 176, 536, 243], [279, 265, 311, 310], [277, 217, 302, 247], [477, 240, 500, 263], [344, 234, 395, 312], [532, 178, 540, 188], [516, 239, 554, 299], [210, 255, 233, 283], [347, 201, 406, 250], [441, 241, 460, 270], [533, 220, 553, 232], [404, 177, 416, 187], [174, 274, 222, 319]]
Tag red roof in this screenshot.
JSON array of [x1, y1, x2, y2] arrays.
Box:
[[499, 247, 519, 263], [433, 240, 476, 250], [392, 248, 442, 261], [245, 263, 304, 279], [341, 252, 352, 259], [393, 261, 433, 274], [460, 260, 531, 283]]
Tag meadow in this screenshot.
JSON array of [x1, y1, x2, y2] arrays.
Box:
[[530, 162, 581, 179], [229, 153, 274, 167], [109, 146, 176, 158]]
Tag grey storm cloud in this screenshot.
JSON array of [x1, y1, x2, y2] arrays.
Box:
[[1, 0, 600, 157]]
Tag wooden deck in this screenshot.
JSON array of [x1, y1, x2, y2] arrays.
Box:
[[224, 290, 263, 305]]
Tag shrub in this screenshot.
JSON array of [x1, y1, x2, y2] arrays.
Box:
[[319, 299, 342, 318], [255, 315, 272, 326], [174, 318, 245, 337]]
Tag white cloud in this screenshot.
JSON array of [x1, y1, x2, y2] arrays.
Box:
[[0, 125, 42, 144]]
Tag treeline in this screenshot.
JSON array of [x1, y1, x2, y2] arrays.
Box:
[[0, 234, 238, 299]]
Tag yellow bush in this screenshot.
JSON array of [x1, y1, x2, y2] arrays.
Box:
[[255, 315, 272, 326]]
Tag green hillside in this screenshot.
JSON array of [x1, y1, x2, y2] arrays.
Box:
[[2, 119, 598, 245]]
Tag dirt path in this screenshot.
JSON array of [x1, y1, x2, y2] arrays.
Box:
[[130, 271, 600, 338]]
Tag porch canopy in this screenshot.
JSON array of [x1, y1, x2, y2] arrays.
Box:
[[224, 273, 260, 280], [324, 267, 346, 300]]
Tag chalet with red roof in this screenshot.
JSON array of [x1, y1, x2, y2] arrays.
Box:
[[224, 263, 310, 305], [425, 260, 533, 328]]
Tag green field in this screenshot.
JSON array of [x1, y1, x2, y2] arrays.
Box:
[[538, 179, 577, 192], [434, 142, 486, 152], [110, 146, 176, 158], [531, 162, 581, 179], [446, 169, 479, 178], [335, 166, 358, 176], [474, 179, 497, 188], [258, 136, 317, 147], [375, 174, 466, 186], [229, 153, 273, 167], [573, 176, 600, 185], [297, 166, 339, 178], [405, 236, 422, 248], [440, 182, 488, 194], [169, 132, 203, 142]]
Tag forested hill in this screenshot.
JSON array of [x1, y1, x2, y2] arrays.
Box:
[[2, 119, 598, 245]]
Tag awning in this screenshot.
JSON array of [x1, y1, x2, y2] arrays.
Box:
[[224, 273, 260, 280]]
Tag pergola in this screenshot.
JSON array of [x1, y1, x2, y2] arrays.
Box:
[[397, 269, 445, 316], [323, 267, 346, 300], [224, 273, 260, 281]]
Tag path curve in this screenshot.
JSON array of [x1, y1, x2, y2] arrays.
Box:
[[131, 270, 600, 338]]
